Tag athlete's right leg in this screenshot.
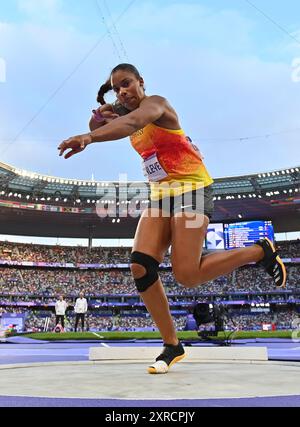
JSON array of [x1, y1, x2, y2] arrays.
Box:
[[131, 208, 185, 373], [131, 208, 177, 345]]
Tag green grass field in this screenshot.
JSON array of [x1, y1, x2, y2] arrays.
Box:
[[21, 330, 294, 341]]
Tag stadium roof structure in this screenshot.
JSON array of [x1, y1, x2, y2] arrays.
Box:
[[0, 161, 299, 238]]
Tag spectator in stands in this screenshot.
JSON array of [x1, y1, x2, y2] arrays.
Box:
[[74, 292, 88, 332], [54, 295, 68, 330]]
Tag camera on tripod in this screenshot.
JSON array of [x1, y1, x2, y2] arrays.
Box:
[[193, 303, 226, 339]]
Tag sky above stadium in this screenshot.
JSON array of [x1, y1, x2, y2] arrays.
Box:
[[0, 0, 300, 182]]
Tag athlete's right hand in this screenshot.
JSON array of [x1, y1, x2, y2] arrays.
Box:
[[58, 134, 92, 159]]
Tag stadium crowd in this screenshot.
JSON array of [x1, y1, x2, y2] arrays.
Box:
[[0, 240, 299, 333], [0, 265, 299, 298], [20, 311, 187, 333], [1, 306, 298, 333], [1, 240, 299, 264]]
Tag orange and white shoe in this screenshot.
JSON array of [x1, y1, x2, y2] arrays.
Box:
[[148, 341, 185, 374]]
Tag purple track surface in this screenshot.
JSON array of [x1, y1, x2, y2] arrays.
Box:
[[0, 396, 300, 407], [1, 337, 300, 364]]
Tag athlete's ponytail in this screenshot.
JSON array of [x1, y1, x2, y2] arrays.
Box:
[[97, 78, 112, 105]]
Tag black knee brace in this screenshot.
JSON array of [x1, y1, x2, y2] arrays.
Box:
[[130, 251, 160, 293]]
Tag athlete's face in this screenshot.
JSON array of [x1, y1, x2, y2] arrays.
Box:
[[111, 70, 145, 111]]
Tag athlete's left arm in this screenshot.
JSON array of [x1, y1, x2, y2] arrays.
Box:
[[58, 96, 166, 159]]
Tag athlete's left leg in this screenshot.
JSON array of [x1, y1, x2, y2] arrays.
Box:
[[171, 213, 264, 288]]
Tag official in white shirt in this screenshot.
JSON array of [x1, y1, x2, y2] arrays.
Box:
[[55, 295, 68, 329], [74, 292, 88, 332]]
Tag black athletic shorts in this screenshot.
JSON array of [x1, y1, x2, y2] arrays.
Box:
[[150, 185, 214, 219]]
